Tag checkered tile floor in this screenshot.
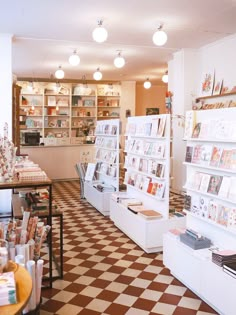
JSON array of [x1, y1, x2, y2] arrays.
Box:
[[39, 181, 218, 315]]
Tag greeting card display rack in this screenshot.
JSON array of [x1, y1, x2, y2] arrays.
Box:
[[163, 107, 236, 315], [84, 119, 120, 216], [110, 114, 185, 253]]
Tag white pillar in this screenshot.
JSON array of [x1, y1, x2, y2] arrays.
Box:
[[0, 33, 13, 138], [0, 33, 13, 214], [168, 49, 200, 193]]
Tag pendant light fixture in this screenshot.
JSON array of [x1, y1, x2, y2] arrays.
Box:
[[162, 71, 168, 83], [144, 78, 151, 89], [92, 20, 108, 43], [55, 66, 65, 79], [93, 68, 103, 81], [69, 50, 80, 66], [153, 23, 168, 46], [114, 51, 125, 68]]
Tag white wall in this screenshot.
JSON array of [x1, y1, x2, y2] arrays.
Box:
[[170, 34, 236, 194], [198, 33, 236, 93]]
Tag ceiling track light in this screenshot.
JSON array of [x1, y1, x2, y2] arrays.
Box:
[[69, 50, 80, 66], [144, 78, 151, 89], [93, 68, 103, 81], [152, 23, 168, 46], [55, 66, 65, 79], [162, 71, 168, 83], [114, 51, 125, 68], [92, 20, 108, 43]]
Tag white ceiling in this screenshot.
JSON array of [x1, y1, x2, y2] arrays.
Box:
[[1, 0, 236, 83]]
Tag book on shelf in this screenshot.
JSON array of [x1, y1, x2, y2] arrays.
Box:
[[207, 174, 223, 195], [138, 210, 163, 220], [139, 158, 148, 173], [184, 111, 196, 138], [149, 181, 166, 198], [199, 173, 211, 193], [209, 146, 223, 167], [185, 146, 194, 163], [156, 163, 165, 178], [199, 145, 213, 166], [192, 122, 201, 138], [216, 204, 231, 226], [230, 148, 236, 170], [85, 163, 96, 181], [218, 176, 231, 198], [121, 198, 142, 207], [184, 194, 191, 211], [228, 177, 236, 202], [192, 145, 202, 164], [157, 116, 166, 137], [0, 271, 17, 306], [199, 196, 210, 218], [144, 122, 152, 136], [208, 200, 219, 221], [151, 143, 165, 158], [150, 118, 159, 137], [219, 148, 233, 169], [228, 208, 236, 228]]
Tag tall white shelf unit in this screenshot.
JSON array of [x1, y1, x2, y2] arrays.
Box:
[[110, 114, 185, 253], [84, 119, 120, 216], [163, 107, 236, 315]]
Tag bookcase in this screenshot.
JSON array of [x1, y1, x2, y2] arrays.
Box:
[[71, 84, 97, 145], [17, 82, 121, 146], [163, 107, 236, 315], [110, 114, 185, 253], [84, 119, 120, 216]]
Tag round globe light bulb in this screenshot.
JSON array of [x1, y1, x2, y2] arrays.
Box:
[[152, 30, 168, 46], [114, 56, 125, 68], [162, 74, 168, 83], [144, 80, 151, 89], [93, 69, 103, 81], [69, 53, 80, 66], [55, 67, 65, 79], [92, 26, 108, 43]]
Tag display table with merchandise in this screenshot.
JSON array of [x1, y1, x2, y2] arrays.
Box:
[[0, 262, 32, 315]]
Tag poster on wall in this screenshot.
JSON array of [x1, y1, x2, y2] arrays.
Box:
[[146, 108, 159, 115]]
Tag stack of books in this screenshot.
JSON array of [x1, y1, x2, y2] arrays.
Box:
[[0, 271, 17, 306], [212, 250, 236, 267], [223, 261, 236, 279], [93, 183, 115, 192]]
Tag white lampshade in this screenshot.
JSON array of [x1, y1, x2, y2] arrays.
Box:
[[114, 53, 125, 68], [93, 68, 103, 81], [152, 24, 168, 46], [144, 79, 151, 89], [55, 66, 64, 79], [69, 51, 80, 66], [162, 73, 168, 83], [92, 20, 108, 43]]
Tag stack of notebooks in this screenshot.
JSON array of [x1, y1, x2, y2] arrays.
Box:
[[223, 261, 236, 279], [94, 183, 115, 192], [212, 250, 236, 267], [0, 271, 17, 306], [127, 205, 163, 220]]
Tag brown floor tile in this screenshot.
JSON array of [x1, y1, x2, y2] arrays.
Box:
[[40, 299, 65, 313], [148, 281, 169, 292], [123, 285, 145, 297], [173, 306, 199, 315], [64, 283, 86, 293], [90, 278, 110, 289], [105, 303, 130, 315], [96, 289, 120, 302], [158, 293, 182, 305], [132, 297, 157, 311], [114, 275, 135, 284], [69, 294, 93, 307], [138, 271, 157, 281]]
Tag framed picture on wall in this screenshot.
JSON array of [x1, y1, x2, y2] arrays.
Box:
[[146, 108, 159, 115]]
